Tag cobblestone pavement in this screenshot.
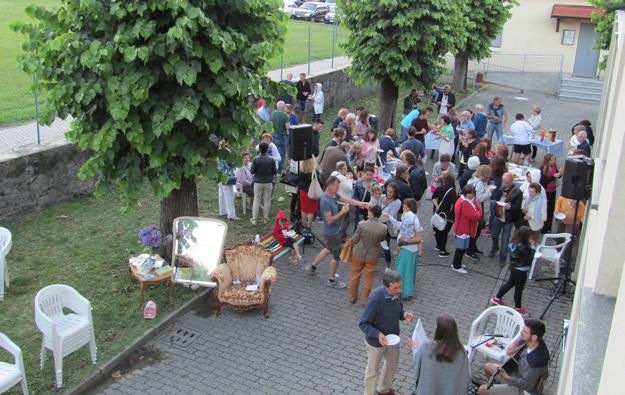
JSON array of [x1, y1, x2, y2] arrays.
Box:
[[96, 207, 571, 394], [94, 86, 591, 394]]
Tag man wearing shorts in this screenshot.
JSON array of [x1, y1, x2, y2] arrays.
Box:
[[510, 113, 534, 165], [306, 176, 368, 288], [479, 318, 550, 395]]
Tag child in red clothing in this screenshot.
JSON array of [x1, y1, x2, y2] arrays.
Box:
[[272, 210, 302, 263]]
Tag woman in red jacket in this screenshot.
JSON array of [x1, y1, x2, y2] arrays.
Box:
[[451, 184, 483, 274]]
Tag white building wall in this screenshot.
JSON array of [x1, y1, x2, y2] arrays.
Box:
[[498, 0, 593, 73]]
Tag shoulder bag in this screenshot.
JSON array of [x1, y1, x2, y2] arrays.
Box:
[[307, 158, 323, 200], [431, 187, 452, 231]]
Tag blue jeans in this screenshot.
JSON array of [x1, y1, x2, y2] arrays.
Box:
[[399, 126, 409, 143], [273, 133, 287, 171], [491, 218, 512, 260], [487, 122, 503, 142]]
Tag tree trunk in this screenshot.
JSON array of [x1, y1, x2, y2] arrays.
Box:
[[378, 77, 399, 131], [159, 177, 199, 261], [451, 54, 469, 92]]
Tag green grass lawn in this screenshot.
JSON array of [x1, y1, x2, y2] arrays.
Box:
[[0, 2, 344, 128]]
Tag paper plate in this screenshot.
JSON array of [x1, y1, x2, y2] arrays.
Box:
[[496, 201, 507, 207], [554, 212, 566, 220], [386, 334, 400, 346]]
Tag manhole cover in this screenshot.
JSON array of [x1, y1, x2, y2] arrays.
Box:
[[165, 326, 200, 349]]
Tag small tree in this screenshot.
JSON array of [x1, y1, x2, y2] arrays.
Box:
[[590, 0, 622, 70], [14, 1, 286, 257], [340, 0, 465, 130], [451, 0, 516, 92]]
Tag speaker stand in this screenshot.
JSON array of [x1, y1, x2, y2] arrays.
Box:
[[537, 199, 580, 319]]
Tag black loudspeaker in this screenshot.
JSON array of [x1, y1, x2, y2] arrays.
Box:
[[561, 156, 594, 200], [289, 124, 313, 161]]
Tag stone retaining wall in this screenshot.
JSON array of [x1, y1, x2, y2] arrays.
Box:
[[0, 69, 377, 222], [0, 139, 94, 222]]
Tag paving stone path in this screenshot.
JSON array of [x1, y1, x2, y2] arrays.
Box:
[[94, 86, 595, 395]]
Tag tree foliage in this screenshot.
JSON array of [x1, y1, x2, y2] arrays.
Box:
[[340, 0, 465, 90], [590, 0, 622, 70], [451, 0, 516, 91], [13, 0, 287, 208], [458, 0, 516, 61]]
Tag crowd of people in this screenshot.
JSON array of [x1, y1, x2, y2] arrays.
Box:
[[215, 82, 594, 394]]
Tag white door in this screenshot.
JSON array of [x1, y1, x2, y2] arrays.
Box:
[[573, 23, 600, 78]]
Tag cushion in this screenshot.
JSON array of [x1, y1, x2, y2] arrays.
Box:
[[221, 283, 265, 307]]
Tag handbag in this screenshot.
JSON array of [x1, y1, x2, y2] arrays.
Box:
[[307, 159, 323, 200], [339, 239, 353, 262], [431, 187, 452, 231], [455, 234, 470, 249], [280, 171, 299, 187]]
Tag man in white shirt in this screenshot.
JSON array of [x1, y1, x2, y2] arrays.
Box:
[[509, 113, 534, 165]]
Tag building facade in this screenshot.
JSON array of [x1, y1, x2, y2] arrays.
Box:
[[494, 0, 603, 77], [557, 9, 625, 395]]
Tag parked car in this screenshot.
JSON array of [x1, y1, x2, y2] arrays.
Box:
[[291, 2, 330, 22], [324, 4, 338, 24]]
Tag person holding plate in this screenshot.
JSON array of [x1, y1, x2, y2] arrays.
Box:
[[359, 270, 414, 395]]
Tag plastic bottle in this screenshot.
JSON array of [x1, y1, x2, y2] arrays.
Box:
[[540, 128, 545, 142], [254, 234, 260, 245], [550, 129, 556, 142]]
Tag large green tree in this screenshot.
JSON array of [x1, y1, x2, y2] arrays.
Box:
[[451, 0, 516, 91], [14, 0, 286, 255], [340, 0, 465, 130], [590, 0, 623, 70]]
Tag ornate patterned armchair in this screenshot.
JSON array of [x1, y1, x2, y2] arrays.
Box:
[[210, 243, 277, 318]]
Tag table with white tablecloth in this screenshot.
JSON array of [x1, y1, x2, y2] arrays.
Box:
[[501, 135, 565, 157]]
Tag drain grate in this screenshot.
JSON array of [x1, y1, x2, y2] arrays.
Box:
[[166, 326, 200, 349]]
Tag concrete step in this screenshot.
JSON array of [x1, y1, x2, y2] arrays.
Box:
[[559, 87, 603, 98], [559, 85, 603, 95], [560, 80, 603, 90], [558, 93, 601, 103], [561, 77, 604, 87], [560, 81, 604, 92]]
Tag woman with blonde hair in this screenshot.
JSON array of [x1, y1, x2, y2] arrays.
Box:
[[297, 157, 319, 229], [349, 140, 365, 171]]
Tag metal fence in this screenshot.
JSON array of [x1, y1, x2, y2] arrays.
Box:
[[444, 53, 565, 95], [0, 20, 349, 153]]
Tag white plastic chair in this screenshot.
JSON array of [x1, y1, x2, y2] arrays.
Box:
[[34, 284, 97, 388], [0, 227, 12, 301], [0, 332, 28, 394], [467, 306, 524, 364], [529, 233, 572, 280]]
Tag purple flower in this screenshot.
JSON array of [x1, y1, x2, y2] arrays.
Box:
[[138, 224, 163, 249]]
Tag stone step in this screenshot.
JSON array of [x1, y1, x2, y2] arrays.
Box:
[[561, 77, 604, 87], [560, 80, 604, 92], [559, 87, 604, 98], [558, 93, 601, 103]]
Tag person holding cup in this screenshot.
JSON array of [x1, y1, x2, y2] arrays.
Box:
[[359, 269, 414, 395]]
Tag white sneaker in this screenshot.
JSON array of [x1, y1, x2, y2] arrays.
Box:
[[451, 265, 468, 274]]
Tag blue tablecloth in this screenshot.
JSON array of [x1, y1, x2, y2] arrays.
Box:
[[501, 135, 564, 157], [424, 132, 441, 150]]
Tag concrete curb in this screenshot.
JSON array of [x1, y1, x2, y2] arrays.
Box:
[[453, 87, 482, 109], [68, 288, 212, 395]]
